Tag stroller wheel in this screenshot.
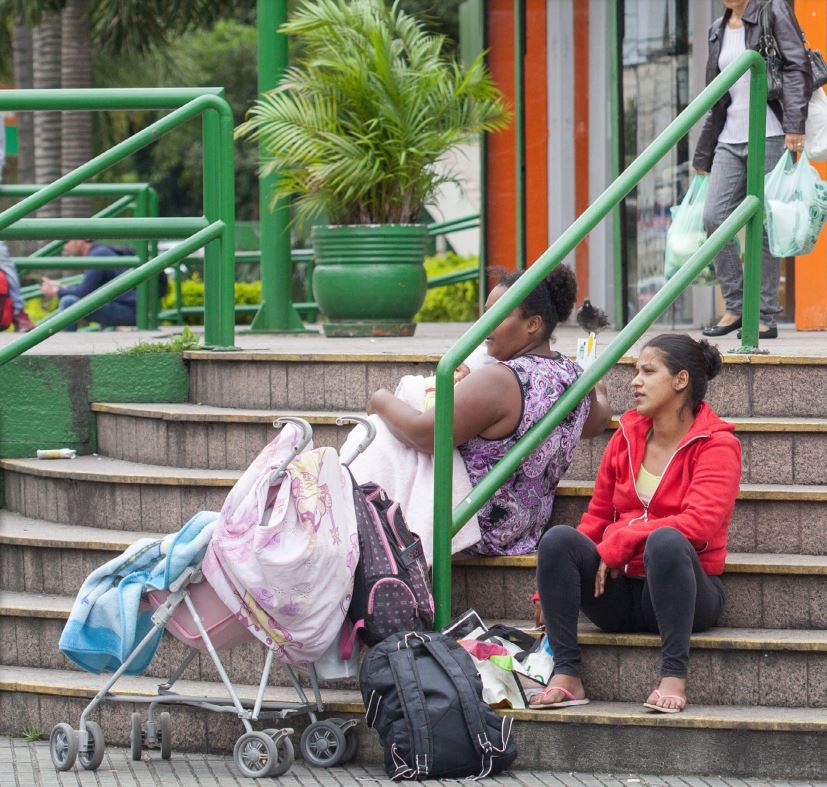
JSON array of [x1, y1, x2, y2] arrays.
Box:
[[49, 723, 78, 771], [159, 712, 172, 760], [325, 717, 359, 763], [233, 731, 279, 778], [130, 713, 143, 761], [269, 734, 295, 778], [78, 721, 105, 771], [300, 720, 347, 768], [342, 730, 359, 763]]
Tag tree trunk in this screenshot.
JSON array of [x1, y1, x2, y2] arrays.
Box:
[[33, 11, 62, 218], [60, 0, 94, 217], [12, 24, 35, 186]]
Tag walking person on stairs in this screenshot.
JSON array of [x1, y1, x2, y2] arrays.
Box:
[[533, 334, 741, 713]]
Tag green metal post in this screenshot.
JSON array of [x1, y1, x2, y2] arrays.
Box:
[[218, 108, 238, 347], [739, 58, 768, 353], [134, 189, 153, 330], [514, 0, 526, 271], [250, 0, 305, 333], [202, 108, 223, 345], [610, 0, 625, 329], [148, 187, 163, 324]]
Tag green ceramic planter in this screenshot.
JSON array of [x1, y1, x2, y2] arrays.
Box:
[[311, 224, 428, 337]]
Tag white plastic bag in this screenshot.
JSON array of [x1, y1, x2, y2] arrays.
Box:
[[765, 151, 827, 257], [805, 89, 827, 162], [664, 175, 716, 285]]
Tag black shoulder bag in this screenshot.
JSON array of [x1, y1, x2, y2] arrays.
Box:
[[758, 1, 827, 100]]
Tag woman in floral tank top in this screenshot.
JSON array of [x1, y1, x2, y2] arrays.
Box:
[[368, 264, 611, 555]]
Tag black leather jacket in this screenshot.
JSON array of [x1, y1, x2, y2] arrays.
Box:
[[692, 0, 811, 172]]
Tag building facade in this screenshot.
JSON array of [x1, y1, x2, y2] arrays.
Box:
[[476, 0, 827, 329]]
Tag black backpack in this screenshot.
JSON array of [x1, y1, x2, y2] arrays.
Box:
[[347, 478, 434, 647], [360, 631, 518, 780]]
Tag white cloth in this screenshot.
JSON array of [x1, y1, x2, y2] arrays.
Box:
[[718, 25, 783, 143], [342, 375, 481, 565]]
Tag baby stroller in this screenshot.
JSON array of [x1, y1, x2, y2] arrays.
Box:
[[48, 416, 376, 779]]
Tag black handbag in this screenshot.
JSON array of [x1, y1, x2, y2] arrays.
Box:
[[759, 2, 827, 99], [808, 48, 827, 92], [758, 3, 784, 101]]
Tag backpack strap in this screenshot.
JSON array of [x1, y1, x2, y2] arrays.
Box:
[[422, 638, 502, 780], [387, 636, 434, 780]]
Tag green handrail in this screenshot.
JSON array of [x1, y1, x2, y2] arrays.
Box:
[[0, 89, 235, 362], [430, 49, 768, 627], [5, 223, 225, 354], [2, 184, 166, 328]]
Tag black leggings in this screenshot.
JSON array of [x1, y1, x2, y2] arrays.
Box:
[[536, 525, 725, 678]]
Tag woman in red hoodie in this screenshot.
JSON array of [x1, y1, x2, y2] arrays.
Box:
[[531, 334, 741, 713]]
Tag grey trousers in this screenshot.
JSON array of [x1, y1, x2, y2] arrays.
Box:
[[703, 135, 785, 327]]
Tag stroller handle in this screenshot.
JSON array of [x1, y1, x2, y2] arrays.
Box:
[[336, 415, 377, 467], [266, 417, 314, 486]]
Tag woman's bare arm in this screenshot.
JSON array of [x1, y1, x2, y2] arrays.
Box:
[[366, 364, 522, 452]]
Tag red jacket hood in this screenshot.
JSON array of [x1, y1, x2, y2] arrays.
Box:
[[577, 402, 741, 576]]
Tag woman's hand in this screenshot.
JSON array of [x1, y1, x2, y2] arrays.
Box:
[[694, 168, 708, 176], [594, 558, 619, 598], [785, 133, 805, 154]]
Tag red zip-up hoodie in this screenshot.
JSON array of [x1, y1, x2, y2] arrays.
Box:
[[577, 402, 741, 576]]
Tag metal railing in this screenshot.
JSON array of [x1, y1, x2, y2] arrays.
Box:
[[430, 49, 769, 627], [2, 183, 163, 329], [0, 88, 236, 366]]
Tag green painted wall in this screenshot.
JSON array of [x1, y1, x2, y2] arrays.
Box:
[[0, 353, 188, 458]]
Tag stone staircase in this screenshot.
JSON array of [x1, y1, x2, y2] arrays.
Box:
[[1, 349, 826, 778]]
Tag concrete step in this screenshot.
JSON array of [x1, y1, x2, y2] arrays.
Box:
[[2, 665, 826, 778], [453, 551, 827, 631], [93, 402, 827, 486], [0, 512, 156, 595], [184, 349, 827, 419], [185, 350, 439, 410], [0, 456, 234, 532], [93, 404, 354, 469], [0, 591, 357, 691], [4, 455, 827, 552], [3, 588, 826, 708]]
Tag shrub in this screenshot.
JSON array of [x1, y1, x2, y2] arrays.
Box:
[[415, 252, 479, 322], [160, 273, 262, 325]]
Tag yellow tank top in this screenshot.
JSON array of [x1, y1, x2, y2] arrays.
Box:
[[636, 464, 662, 505]]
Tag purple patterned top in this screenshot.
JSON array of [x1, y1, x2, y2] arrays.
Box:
[[458, 353, 590, 555]]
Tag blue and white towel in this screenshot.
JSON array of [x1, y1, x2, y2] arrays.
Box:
[[59, 511, 218, 675]]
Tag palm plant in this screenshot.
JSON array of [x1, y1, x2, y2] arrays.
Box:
[[236, 0, 509, 227]]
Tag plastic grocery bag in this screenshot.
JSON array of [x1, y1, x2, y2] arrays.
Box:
[[664, 175, 716, 285], [805, 89, 827, 162], [765, 151, 827, 257]]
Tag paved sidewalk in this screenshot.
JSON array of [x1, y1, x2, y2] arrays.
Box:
[[3, 738, 823, 787]]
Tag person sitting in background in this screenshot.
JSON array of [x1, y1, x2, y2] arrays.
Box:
[[367, 264, 612, 556], [40, 239, 137, 331]]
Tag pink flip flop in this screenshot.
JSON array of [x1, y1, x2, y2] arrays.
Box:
[[529, 684, 590, 709], [643, 689, 686, 714]]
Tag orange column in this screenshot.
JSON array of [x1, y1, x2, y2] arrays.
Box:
[[485, 1, 548, 275], [795, 0, 827, 330]]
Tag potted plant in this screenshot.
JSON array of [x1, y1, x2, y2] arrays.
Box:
[[236, 0, 509, 336]]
